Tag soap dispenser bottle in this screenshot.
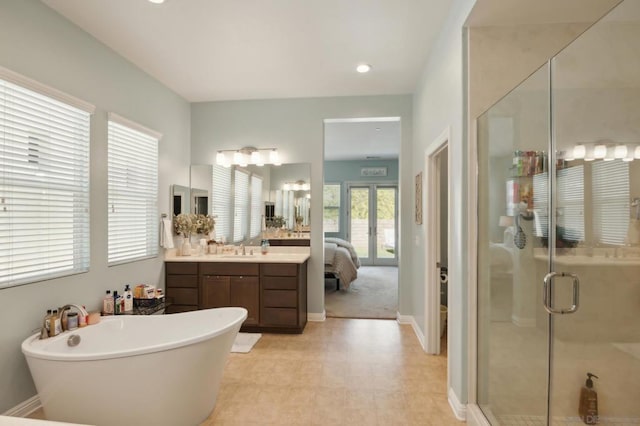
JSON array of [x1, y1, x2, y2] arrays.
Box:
[[123, 284, 133, 313], [579, 372, 598, 425]]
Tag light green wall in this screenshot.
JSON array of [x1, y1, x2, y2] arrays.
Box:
[[412, 0, 477, 405], [191, 96, 413, 316], [0, 0, 191, 412]]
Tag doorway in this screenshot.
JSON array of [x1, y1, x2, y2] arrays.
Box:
[[347, 183, 398, 266]]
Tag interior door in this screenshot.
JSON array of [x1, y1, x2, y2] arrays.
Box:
[[347, 184, 398, 266]]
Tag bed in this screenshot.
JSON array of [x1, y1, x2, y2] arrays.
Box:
[[324, 237, 361, 290]]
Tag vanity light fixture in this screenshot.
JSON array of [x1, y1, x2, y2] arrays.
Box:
[[356, 64, 372, 73], [215, 147, 280, 167], [614, 144, 628, 159], [593, 144, 607, 159], [572, 144, 586, 159], [148, 0, 165, 4], [282, 180, 310, 191], [635, 146, 640, 159]]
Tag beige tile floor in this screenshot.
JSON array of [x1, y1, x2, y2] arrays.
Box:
[[30, 318, 458, 425]]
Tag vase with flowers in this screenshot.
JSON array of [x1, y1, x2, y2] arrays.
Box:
[[173, 213, 198, 256]]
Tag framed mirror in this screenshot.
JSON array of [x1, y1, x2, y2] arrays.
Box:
[[171, 184, 190, 216]]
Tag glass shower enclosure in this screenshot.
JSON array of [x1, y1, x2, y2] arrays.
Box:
[[476, 1, 640, 424]]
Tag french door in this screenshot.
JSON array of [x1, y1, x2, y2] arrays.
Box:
[[347, 184, 398, 266]]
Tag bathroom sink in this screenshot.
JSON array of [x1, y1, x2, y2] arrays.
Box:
[[219, 254, 257, 258]]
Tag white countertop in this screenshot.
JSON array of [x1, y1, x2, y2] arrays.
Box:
[[164, 246, 310, 264]]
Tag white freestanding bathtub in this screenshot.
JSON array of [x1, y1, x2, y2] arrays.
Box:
[[22, 307, 247, 426]]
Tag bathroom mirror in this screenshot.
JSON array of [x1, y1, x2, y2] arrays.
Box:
[[171, 184, 190, 216], [190, 162, 311, 243]]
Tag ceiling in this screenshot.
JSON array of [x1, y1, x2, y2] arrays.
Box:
[[324, 119, 401, 161], [42, 0, 453, 103]]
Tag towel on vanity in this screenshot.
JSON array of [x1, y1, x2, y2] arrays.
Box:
[[160, 218, 174, 249]]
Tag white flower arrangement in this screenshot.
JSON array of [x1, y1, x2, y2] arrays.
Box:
[[173, 213, 215, 238]]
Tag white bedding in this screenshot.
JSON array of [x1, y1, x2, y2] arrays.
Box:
[[324, 238, 360, 289]]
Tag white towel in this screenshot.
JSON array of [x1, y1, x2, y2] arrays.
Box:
[[160, 218, 174, 249]]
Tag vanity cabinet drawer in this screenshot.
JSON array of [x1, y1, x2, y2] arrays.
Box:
[[200, 263, 259, 276], [166, 288, 198, 306], [262, 308, 297, 326], [261, 263, 297, 277], [262, 276, 298, 290], [166, 262, 198, 275], [166, 274, 198, 288], [263, 290, 297, 308]]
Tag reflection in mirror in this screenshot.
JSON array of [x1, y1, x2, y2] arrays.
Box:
[[171, 184, 190, 216], [190, 163, 310, 244]]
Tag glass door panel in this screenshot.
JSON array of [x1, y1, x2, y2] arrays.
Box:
[[349, 186, 370, 261], [375, 186, 398, 265], [549, 2, 640, 423], [476, 63, 551, 424]]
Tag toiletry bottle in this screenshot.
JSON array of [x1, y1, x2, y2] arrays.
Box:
[[113, 291, 121, 315], [124, 284, 133, 313], [579, 372, 599, 425], [67, 312, 78, 330], [261, 239, 270, 255], [103, 290, 114, 315], [78, 306, 87, 328], [49, 309, 61, 337], [44, 309, 52, 335]]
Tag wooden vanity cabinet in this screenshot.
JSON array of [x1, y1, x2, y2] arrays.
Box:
[[164, 260, 307, 333], [260, 262, 307, 333], [165, 262, 199, 313], [200, 263, 260, 326]]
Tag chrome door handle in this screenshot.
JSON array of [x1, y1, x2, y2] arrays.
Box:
[[543, 272, 580, 314]]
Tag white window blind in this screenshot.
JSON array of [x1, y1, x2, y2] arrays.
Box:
[[323, 184, 341, 232], [212, 164, 231, 242], [593, 161, 629, 245], [557, 165, 584, 243], [0, 77, 91, 288], [107, 118, 159, 265], [250, 175, 263, 238], [233, 169, 249, 242], [533, 173, 548, 238]]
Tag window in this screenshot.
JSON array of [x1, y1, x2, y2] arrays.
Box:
[[0, 69, 93, 288], [107, 114, 160, 265], [250, 174, 263, 238], [593, 161, 629, 245], [323, 184, 341, 232], [212, 164, 232, 242], [233, 169, 249, 242], [211, 166, 261, 243]]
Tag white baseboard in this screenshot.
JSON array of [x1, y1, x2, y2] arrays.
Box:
[[448, 388, 466, 421], [2, 395, 41, 418], [511, 314, 535, 327], [396, 313, 426, 352], [466, 404, 491, 426], [307, 310, 326, 322]]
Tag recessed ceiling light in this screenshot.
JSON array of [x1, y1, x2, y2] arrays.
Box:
[[148, 0, 165, 4], [356, 64, 372, 73]]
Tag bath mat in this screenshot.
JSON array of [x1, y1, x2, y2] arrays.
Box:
[[231, 333, 262, 353]]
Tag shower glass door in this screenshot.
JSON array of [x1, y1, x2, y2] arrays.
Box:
[[476, 63, 551, 424], [477, 1, 640, 425], [548, 2, 640, 423]]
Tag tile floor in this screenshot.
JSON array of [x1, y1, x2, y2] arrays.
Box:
[[30, 318, 458, 425]]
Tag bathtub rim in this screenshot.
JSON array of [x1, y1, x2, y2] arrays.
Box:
[[22, 307, 247, 362]]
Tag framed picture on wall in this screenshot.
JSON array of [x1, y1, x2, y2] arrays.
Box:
[[415, 172, 423, 224]]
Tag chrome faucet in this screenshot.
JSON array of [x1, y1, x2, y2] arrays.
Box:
[[240, 244, 246, 255]]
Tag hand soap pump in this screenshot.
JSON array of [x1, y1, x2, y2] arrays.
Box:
[[579, 372, 598, 425]]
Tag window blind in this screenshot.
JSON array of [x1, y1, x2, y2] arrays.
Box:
[[557, 165, 584, 243], [250, 174, 263, 238], [0, 77, 91, 288], [233, 169, 249, 242], [212, 165, 231, 242], [532, 173, 548, 238], [323, 184, 341, 232], [107, 119, 158, 265], [593, 161, 629, 245]]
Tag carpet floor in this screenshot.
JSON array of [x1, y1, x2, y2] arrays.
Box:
[[325, 266, 398, 319]]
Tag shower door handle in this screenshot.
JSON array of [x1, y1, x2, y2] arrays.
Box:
[[543, 272, 580, 315]]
